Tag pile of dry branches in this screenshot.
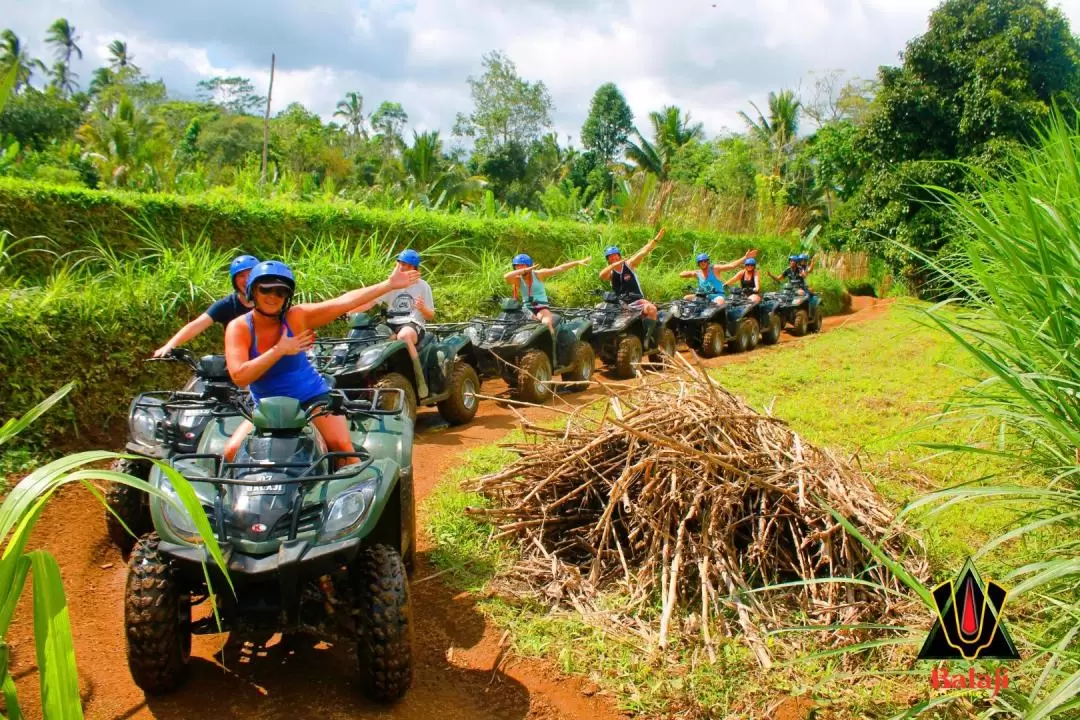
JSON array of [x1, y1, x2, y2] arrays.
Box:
[[465, 356, 928, 667]]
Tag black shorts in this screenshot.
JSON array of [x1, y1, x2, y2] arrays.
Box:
[[299, 392, 331, 411], [390, 321, 425, 342]]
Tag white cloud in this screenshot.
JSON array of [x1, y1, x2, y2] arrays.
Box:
[[7, 0, 1080, 148]]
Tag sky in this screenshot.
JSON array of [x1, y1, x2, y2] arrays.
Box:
[[7, 0, 1080, 149]]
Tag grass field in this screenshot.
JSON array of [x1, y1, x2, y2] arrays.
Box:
[[424, 300, 1060, 718]]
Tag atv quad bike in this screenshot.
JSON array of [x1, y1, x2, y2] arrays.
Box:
[[311, 309, 480, 425], [765, 283, 822, 337], [467, 296, 595, 404], [124, 387, 415, 703], [107, 348, 244, 554], [584, 291, 677, 378]]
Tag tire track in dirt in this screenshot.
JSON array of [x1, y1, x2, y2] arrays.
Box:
[[5, 296, 887, 720]]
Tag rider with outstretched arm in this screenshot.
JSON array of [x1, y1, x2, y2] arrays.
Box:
[[768, 255, 808, 295], [222, 260, 419, 465], [725, 257, 763, 304], [679, 248, 757, 305], [599, 227, 664, 343], [504, 253, 591, 339], [153, 254, 260, 357]]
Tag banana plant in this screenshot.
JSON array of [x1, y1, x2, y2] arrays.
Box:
[[0, 384, 231, 719]]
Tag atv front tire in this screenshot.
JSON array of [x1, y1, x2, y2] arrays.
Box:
[[733, 318, 759, 353], [124, 534, 192, 695], [560, 341, 595, 392], [791, 309, 809, 337], [375, 372, 418, 421], [517, 349, 554, 404], [650, 328, 677, 363], [356, 544, 413, 703], [436, 361, 480, 425], [106, 457, 153, 554], [615, 336, 643, 378], [701, 323, 725, 358], [808, 308, 823, 333], [760, 314, 782, 345]]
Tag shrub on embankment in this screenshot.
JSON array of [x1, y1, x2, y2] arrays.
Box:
[[0, 179, 859, 452]]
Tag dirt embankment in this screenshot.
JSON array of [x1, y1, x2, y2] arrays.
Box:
[[5, 296, 888, 720]]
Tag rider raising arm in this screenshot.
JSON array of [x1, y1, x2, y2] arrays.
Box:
[[599, 228, 665, 282]]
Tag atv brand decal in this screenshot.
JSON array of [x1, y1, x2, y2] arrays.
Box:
[[918, 558, 1020, 699]]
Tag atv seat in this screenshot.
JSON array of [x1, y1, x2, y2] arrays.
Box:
[[251, 397, 309, 431]]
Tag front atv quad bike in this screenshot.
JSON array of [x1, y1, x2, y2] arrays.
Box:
[[468, 296, 594, 403], [584, 291, 676, 378], [108, 348, 243, 554], [669, 287, 740, 359], [312, 311, 480, 426], [127, 387, 415, 702], [724, 288, 780, 354]]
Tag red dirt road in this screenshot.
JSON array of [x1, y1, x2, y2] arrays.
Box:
[[5, 296, 887, 720]]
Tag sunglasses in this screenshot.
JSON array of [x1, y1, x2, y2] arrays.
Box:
[[255, 285, 291, 298]]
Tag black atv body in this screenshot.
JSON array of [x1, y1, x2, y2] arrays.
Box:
[[764, 284, 823, 337], [584, 291, 677, 377]]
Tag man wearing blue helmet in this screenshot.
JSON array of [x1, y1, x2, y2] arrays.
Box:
[[349, 248, 436, 398], [678, 247, 758, 305], [769, 255, 808, 294], [504, 252, 591, 336], [152, 254, 260, 357], [725, 256, 763, 303], [599, 227, 665, 340], [222, 258, 419, 465]]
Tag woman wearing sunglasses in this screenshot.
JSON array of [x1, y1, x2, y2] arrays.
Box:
[[222, 259, 420, 465]]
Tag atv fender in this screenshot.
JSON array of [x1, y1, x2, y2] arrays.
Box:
[[354, 339, 409, 374]]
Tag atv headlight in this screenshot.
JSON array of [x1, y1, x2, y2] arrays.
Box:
[[130, 403, 165, 448], [160, 477, 201, 543], [465, 325, 480, 344], [511, 327, 534, 345], [320, 479, 378, 542], [356, 346, 384, 370]]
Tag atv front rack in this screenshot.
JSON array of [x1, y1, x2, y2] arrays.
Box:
[[169, 450, 374, 544]]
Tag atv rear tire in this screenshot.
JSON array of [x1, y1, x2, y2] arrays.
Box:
[[106, 458, 153, 555], [436, 361, 480, 425], [760, 314, 782, 345], [356, 544, 413, 703], [808, 308, 822, 333], [375, 372, 418, 422], [733, 318, 758, 353], [650, 328, 677, 363], [560, 341, 594, 392], [615, 336, 643, 378], [701, 323, 725, 358], [791, 309, 809, 337], [124, 533, 192, 695], [517, 350, 554, 404]]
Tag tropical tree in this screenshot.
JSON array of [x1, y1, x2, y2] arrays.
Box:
[[0, 30, 46, 93], [738, 89, 801, 173], [334, 91, 366, 139], [452, 50, 553, 153], [49, 61, 79, 97], [107, 40, 135, 72], [370, 101, 408, 143], [196, 76, 264, 115], [581, 82, 635, 164], [77, 93, 166, 187], [625, 105, 704, 180], [88, 67, 114, 97], [45, 18, 81, 64]]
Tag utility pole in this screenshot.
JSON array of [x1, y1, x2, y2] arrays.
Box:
[[260, 53, 275, 185]]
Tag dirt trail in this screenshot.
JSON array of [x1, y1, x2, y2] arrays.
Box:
[[5, 296, 888, 720]]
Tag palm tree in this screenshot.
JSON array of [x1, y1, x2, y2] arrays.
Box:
[[0, 30, 46, 93], [334, 91, 366, 139], [46, 18, 81, 64], [738, 89, 801, 173], [88, 67, 114, 96], [50, 61, 79, 97], [403, 130, 442, 185], [624, 105, 704, 179], [107, 40, 133, 71]]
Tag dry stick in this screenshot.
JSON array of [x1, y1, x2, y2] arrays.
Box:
[[724, 572, 773, 670]]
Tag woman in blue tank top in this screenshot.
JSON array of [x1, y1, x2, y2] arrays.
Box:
[[678, 249, 757, 305], [504, 253, 591, 337], [222, 260, 419, 464]]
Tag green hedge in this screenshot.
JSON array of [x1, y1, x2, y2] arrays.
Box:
[[0, 177, 788, 279]]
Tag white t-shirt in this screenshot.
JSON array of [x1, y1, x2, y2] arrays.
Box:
[[376, 280, 434, 328]]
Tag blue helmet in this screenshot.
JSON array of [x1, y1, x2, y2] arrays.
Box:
[[696, 252, 710, 263], [246, 260, 296, 304], [229, 254, 260, 291], [604, 245, 622, 259], [788, 255, 799, 263], [744, 257, 757, 266], [797, 253, 810, 262], [512, 253, 533, 267], [397, 248, 421, 268]]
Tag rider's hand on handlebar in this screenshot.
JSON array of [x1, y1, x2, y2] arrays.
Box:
[[276, 327, 315, 355], [152, 343, 174, 358]]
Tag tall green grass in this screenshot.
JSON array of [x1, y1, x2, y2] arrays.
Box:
[[843, 110, 1080, 719]]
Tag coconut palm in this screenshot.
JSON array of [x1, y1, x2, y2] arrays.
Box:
[[625, 105, 704, 180], [0, 29, 46, 93], [50, 61, 79, 97], [107, 40, 134, 71], [88, 67, 114, 96], [334, 91, 366, 139], [739, 89, 801, 173], [45, 18, 82, 64]]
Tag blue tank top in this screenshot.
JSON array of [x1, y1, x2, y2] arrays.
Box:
[[696, 266, 725, 299], [518, 272, 548, 305], [245, 313, 329, 405]]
